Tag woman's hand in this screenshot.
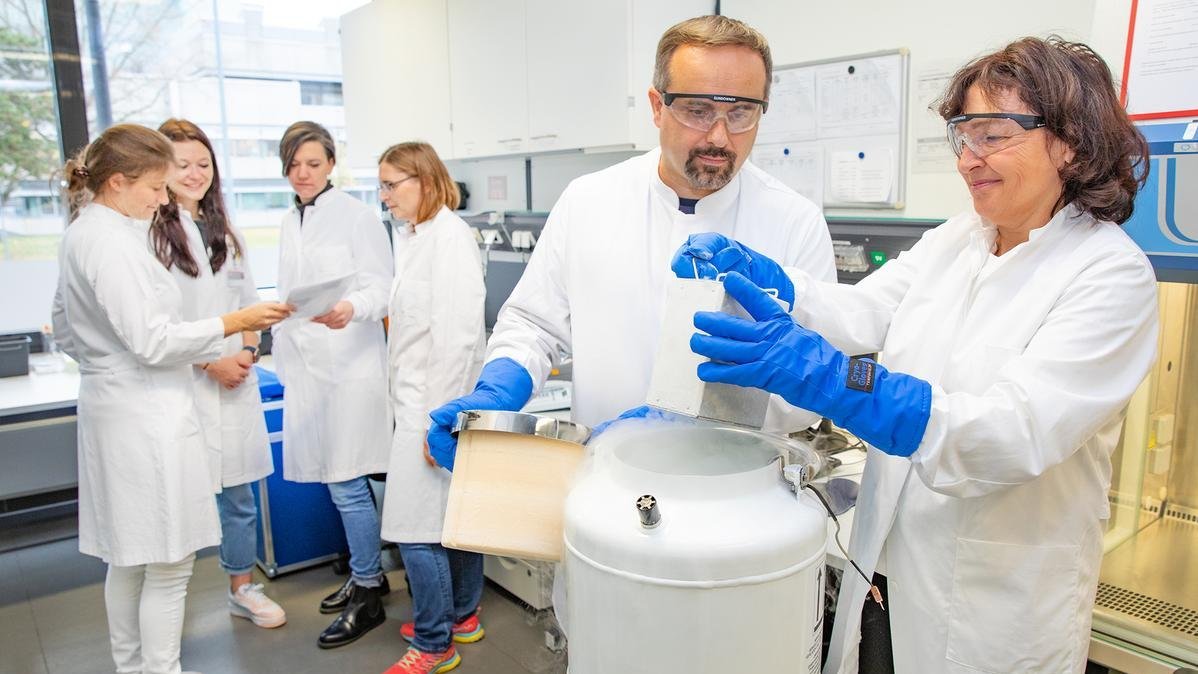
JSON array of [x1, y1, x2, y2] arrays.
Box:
[[206, 356, 251, 390], [422, 438, 437, 468], [223, 302, 293, 335], [312, 300, 354, 329], [233, 347, 255, 369]]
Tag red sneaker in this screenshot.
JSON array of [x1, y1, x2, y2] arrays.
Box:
[[400, 612, 485, 644], [382, 646, 460, 674]]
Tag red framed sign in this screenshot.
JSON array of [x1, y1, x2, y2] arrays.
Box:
[[1120, 0, 1198, 121]]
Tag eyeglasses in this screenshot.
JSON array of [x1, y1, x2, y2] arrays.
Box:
[[379, 175, 417, 193], [660, 91, 768, 134], [946, 113, 1047, 158]]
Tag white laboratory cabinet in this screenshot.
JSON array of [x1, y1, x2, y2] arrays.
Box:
[[447, 0, 528, 158], [340, 0, 455, 167], [343, 0, 710, 162], [446, 0, 710, 159]]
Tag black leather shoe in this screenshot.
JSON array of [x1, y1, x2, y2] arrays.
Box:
[[317, 584, 386, 649], [319, 574, 390, 614]]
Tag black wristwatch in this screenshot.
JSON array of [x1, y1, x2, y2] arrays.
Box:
[[242, 345, 259, 363]]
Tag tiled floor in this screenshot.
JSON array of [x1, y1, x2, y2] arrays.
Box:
[[0, 538, 568, 674]]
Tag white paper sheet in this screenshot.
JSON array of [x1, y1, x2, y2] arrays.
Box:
[[815, 57, 903, 138], [827, 149, 893, 204], [756, 68, 817, 144], [751, 143, 824, 205], [1124, 0, 1198, 118], [285, 272, 356, 320]]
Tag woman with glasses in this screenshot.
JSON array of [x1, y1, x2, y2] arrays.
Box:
[[675, 37, 1157, 673], [272, 120, 395, 649], [375, 142, 486, 674], [152, 118, 286, 629]]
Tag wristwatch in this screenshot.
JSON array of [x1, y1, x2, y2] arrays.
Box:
[[242, 345, 259, 363]]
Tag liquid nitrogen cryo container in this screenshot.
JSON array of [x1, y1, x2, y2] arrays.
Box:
[[563, 422, 828, 673]]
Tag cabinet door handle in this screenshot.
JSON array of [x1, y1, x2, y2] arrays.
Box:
[[530, 134, 558, 140], [496, 137, 523, 144]]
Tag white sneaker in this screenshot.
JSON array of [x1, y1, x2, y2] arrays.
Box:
[[228, 582, 287, 628]]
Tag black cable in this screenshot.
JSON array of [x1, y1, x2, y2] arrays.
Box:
[[804, 483, 884, 610]]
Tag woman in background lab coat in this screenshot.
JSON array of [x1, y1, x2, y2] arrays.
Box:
[[678, 38, 1159, 674], [377, 142, 487, 674], [152, 118, 286, 629], [52, 124, 291, 674], [272, 121, 395, 648]]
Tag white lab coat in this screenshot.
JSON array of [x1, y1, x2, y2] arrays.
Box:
[[169, 210, 273, 489], [809, 205, 1159, 674], [381, 206, 486, 543], [272, 187, 394, 483], [487, 147, 837, 429], [51, 203, 226, 566]]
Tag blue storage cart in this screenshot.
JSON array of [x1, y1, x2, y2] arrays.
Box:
[[253, 367, 349, 577]]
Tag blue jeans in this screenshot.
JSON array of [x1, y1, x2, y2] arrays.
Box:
[[326, 477, 383, 587], [215, 482, 257, 576], [398, 544, 484, 653]]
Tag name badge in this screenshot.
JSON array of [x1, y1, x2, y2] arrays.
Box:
[[228, 270, 245, 280]]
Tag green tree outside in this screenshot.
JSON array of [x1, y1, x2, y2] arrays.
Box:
[[0, 24, 58, 260]]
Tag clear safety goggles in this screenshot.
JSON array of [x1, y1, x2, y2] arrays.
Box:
[[946, 113, 1047, 158], [660, 91, 768, 134]]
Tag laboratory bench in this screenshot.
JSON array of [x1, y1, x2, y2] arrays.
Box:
[[0, 353, 79, 506]]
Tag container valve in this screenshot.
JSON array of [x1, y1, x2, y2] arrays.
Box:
[[636, 494, 661, 528]]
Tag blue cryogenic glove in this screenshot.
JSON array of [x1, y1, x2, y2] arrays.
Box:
[[427, 357, 534, 470], [670, 233, 795, 311], [690, 272, 931, 457]]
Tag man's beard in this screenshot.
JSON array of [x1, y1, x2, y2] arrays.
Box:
[[683, 145, 737, 192]]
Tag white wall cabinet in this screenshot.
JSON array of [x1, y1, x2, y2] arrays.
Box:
[[523, 0, 630, 153], [447, 0, 710, 159], [447, 0, 529, 158], [340, 0, 454, 168], [344, 0, 710, 163]]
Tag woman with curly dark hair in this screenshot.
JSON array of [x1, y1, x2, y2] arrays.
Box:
[[675, 37, 1159, 673]]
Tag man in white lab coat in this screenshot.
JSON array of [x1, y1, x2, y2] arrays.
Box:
[[427, 14, 836, 465]]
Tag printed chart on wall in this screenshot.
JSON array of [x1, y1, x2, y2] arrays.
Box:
[[752, 49, 908, 209], [1121, 0, 1198, 120]]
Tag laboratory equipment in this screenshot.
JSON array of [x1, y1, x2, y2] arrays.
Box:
[[826, 218, 939, 284], [252, 368, 350, 577], [0, 335, 32, 378], [1081, 121, 1198, 671], [1122, 121, 1198, 282], [441, 410, 591, 562], [461, 211, 548, 330], [563, 423, 826, 673]]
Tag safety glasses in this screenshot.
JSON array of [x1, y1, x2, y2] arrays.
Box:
[[946, 113, 1046, 158], [379, 175, 417, 194], [660, 91, 768, 134]]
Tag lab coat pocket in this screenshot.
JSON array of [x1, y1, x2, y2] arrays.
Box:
[[306, 244, 353, 282], [946, 538, 1081, 673], [396, 279, 432, 320]]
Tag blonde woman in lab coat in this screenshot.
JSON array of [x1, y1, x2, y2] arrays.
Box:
[[51, 124, 292, 674], [377, 142, 486, 674], [272, 121, 395, 648], [677, 38, 1159, 673], [152, 118, 286, 629]]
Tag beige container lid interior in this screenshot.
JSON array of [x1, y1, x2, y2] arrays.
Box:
[[442, 412, 590, 562]]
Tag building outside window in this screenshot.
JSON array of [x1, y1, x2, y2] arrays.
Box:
[[0, 0, 373, 333]]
